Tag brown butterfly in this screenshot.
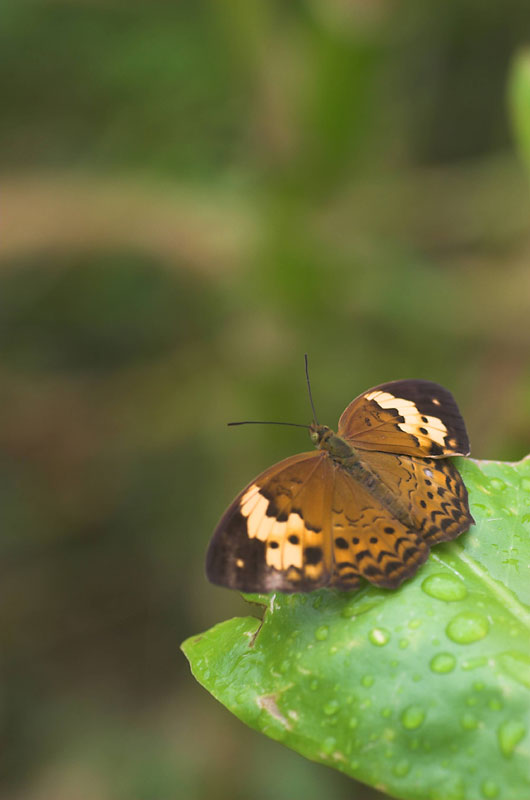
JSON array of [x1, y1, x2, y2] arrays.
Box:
[[206, 369, 473, 593]]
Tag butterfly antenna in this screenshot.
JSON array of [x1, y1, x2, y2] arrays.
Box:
[[227, 420, 310, 429], [304, 353, 319, 424]]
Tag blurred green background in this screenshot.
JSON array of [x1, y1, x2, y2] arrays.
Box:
[[2, 2, 530, 799]]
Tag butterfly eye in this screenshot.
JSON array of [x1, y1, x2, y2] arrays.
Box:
[[310, 430, 319, 444]]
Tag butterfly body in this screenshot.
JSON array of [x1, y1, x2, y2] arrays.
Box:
[[207, 379, 474, 594], [313, 425, 408, 519]]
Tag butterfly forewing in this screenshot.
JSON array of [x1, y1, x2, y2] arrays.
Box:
[[338, 379, 470, 458], [206, 451, 335, 593]]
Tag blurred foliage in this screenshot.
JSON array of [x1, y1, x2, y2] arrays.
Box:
[[1, 1, 530, 799]]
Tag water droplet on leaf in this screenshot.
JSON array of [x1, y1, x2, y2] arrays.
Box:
[[323, 699, 339, 716], [422, 573, 468, 602], [490, 478, 506, 491], [498, 719, 526, 757], [393, 758, 410, 777], [430, 652, 456, 673], [315, 625, 329, 641], [446, 612, 489, 644], [460, 713, 478, 730], [401, 705, 425, 730], [369, 627, 390, 646], [481, 779, 499, 798]]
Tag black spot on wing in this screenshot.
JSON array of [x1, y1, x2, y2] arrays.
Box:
[[305, 547, 323, 565], [335, 537, 348, 549]]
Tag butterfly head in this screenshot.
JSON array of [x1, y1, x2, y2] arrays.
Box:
[[309, 423, 332, 447]]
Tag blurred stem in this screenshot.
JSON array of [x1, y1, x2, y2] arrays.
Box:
[[508, 49, 530, 177]]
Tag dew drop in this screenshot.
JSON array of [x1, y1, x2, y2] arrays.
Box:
[[315, 625, 329, 641], [498, 719, 526, 757], [422, 573, 468, 602], [460, 713, 478, 730], [401, 705, 425, 730], [409, 618, 422, 629], [323, 699, 339, 716], [498, 651, 530, 689], [322, 736, 336, 754], [341, 602, 357, 618], [481, 779, 499, 798], [446, 612, 489, 644], [381, 707, 392, 718], [369, 627, 390, 646], [399, 638, 410, 649], [361, 674, 374, 688], [489, 478, 506, 491], [488, 697, 503, 712], [430, 652, 456, 674]]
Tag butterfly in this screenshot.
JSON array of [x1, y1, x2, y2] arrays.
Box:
[[206, 377, 474, 594]]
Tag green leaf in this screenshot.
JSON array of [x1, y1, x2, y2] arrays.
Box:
[[508, 49, 530, 175], [182, 456, 530, 800]]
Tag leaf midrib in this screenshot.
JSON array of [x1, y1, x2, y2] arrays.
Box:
[[432, 546, 530, 630]]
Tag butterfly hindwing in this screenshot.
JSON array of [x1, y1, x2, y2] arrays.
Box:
[[330, 467, 429, 589], [358, 450, 474, 546], [206, 452, 335, 593], [338, 379, 470, 458]]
